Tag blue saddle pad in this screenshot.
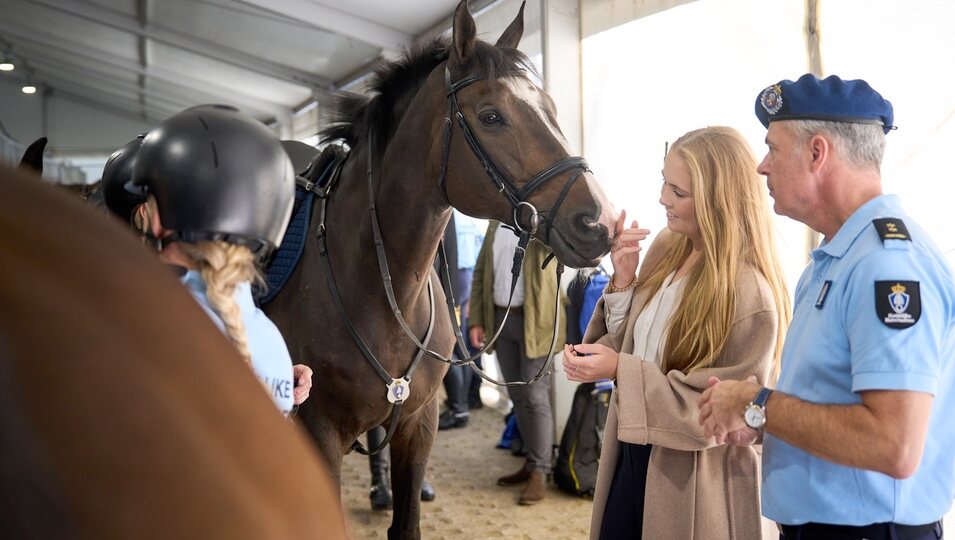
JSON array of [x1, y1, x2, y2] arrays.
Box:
[[258, 188, 314, 305]]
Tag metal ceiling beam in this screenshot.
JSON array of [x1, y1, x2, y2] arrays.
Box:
[[21, 0, 332, 89], [36, 72, 180, 119], [22, 52, 277, 119], [136, 0, 151, 110], [335, 0, 507, 90], [25, 57, 213, 113], [49, 88, 167, 125], [0, 22, 292, 119], [413, 0, 506, 45], [236, 0, 410, 53]]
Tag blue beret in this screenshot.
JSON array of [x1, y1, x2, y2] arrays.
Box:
[[755, 74, 894, 134]]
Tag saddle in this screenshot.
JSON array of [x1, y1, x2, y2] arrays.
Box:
[[258, 143, 347, 305]]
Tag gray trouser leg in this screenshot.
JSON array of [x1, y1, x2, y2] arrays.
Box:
[[495, 307, 554, 473]]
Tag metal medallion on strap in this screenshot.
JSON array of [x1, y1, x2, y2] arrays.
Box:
[[387, 378, 411, 403]]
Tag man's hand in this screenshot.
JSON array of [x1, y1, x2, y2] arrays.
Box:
[[292, 364, 313, 405], [698, 375, 761, 444], [469, 326, 485, 349]]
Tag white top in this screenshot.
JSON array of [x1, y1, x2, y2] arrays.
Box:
[[491, 227, 524, 307], [604, 271, 686, 366]]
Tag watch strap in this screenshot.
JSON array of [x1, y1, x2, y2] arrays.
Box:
[[753, 387, 773, 408]]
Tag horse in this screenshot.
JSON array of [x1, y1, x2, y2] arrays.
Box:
[[0, 163, 347, 539], [262, 2, 615, 538]]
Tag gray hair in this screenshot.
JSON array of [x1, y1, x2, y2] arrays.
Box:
[[786, 120, 886, 170]]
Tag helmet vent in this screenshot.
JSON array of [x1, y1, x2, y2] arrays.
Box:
[[210, 140, 219, 167]]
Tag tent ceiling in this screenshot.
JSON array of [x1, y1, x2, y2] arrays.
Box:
[[0, 0, 499, 124]]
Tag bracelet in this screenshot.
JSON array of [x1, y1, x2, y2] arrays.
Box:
[[606, 274, 637, 293]]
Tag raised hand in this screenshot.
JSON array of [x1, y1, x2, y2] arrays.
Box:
[[609, 209, 650, 289]]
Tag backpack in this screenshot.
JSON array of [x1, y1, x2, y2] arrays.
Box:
[[553, 380, 612, 497], [566, 266, 609, 344]]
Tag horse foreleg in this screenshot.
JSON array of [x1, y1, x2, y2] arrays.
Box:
[[386, 396, 438, 540]]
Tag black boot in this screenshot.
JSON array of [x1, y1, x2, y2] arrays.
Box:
[[367, 428, 393, 511]]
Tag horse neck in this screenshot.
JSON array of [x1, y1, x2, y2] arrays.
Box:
[[368, 80, 454, 306]]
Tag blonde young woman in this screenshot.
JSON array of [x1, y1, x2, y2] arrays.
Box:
[[124, 105, 311, 416], [563, 126, 791, 539]]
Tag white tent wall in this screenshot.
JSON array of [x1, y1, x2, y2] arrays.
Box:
[[581, 0, 955, 290]]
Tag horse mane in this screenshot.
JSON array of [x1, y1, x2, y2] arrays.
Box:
[[320, 37, 537, 150]]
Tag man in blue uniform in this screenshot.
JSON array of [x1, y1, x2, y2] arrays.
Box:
[[698, 74, 953, 539]]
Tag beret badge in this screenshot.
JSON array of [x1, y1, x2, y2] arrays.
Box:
[[760, 84, 784, 115]]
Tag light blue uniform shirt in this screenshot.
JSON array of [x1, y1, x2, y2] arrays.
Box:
[[762, 195, 955, 526], [453, 210, 484, 270], [181, 270, 295, 416]]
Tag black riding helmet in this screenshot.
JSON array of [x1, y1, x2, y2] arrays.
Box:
[[102, 134, 146, 223], [131, 104, 294, 257]]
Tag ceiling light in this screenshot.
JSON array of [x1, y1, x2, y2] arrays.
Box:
[[0, 49, 14, 71], [22, 84, 36, 94]]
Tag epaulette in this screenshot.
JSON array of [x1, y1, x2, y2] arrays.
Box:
[[872, 218, 911, 243]]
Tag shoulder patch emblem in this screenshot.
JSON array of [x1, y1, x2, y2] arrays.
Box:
[[875, 281, 920, 329], [872, 218, 911, 242]]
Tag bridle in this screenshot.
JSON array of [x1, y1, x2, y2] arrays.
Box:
[[437, 66, 590, 242], [313, 64, 590, 455]]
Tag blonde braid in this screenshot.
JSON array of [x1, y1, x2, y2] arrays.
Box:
[[180, 241, 260, 364]]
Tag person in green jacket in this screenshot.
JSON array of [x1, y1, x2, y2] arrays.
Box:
[[469, 221, 567, 505]]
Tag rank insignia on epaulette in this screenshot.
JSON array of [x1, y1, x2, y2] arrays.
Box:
[[872, 218, 911, 242], [875, 281, 920, 328]]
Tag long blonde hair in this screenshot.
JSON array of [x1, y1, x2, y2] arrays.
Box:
[[638, 126, 791, 376], [136, 197, 261, 364]]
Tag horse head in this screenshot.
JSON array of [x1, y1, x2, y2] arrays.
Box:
[[440, 0, 616, 267]]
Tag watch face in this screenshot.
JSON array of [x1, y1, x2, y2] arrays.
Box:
[[744, 405, 765, 429]]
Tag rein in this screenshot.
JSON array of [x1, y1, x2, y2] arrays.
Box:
[[308, 156, 437, 456]]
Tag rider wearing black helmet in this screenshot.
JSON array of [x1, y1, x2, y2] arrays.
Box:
[[101, 134, 145, 224], [132, 104, 310, 416]]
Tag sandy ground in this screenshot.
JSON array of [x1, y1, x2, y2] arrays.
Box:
[[339, 403, 594, 540]]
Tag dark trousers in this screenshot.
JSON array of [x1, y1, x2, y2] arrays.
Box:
[[443, 291, 478, 415], [443, 363, 471, 414], [598, 442, 652, 540], [780, 521, 943, 540]]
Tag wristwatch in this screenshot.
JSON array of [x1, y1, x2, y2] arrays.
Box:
[[743, 387, 773, 429]]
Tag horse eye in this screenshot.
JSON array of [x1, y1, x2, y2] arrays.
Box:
[[479, 110, 503, 126]]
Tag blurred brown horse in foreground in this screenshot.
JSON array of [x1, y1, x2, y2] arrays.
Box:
[[0, 163, 348, 539], [263, 1, 615, 538]]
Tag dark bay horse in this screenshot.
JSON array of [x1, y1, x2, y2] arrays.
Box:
[[0, 163, 346, 539], [264, 2, 615, 538]]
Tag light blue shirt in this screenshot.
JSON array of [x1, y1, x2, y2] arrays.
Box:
[[762, 195, 955, 525], [181, 270, 295, 416], [453, 210, 484, 270]]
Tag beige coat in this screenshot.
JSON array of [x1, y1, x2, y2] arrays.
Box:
[[585, 232, 778, 540]]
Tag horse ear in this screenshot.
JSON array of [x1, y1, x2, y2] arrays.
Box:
[[450, 0, 476, 76], [496, 1, 525, 49], [18, 137, 47, 175]]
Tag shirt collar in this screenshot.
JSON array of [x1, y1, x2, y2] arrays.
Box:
[[180, 269, 255, 310], [813, 194, 902, 260]]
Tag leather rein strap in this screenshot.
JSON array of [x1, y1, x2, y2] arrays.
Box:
[[310, 156, 436, 456]]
